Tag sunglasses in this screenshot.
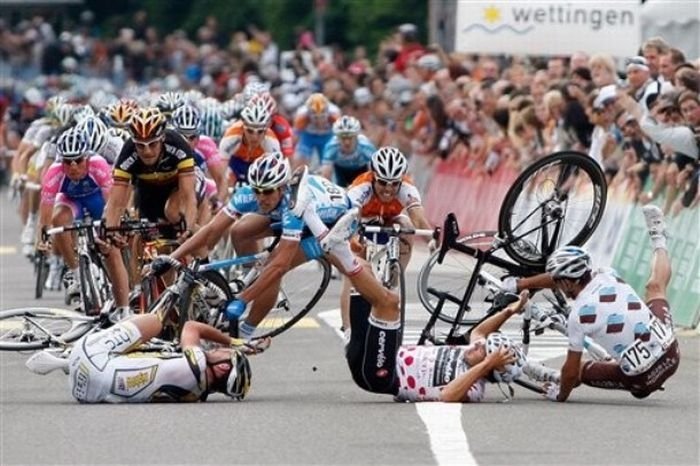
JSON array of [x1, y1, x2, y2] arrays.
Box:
[[62, 156, 87, 165], [183, 133, 199, 141], [134, 137, 163, 150], [375, 179, 401, 188], [253, 187, 277, 196], [244, 127, 266, 135]]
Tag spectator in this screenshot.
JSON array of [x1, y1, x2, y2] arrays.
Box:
[[588, 54, 617, 88], [641, 36, 670, 81]]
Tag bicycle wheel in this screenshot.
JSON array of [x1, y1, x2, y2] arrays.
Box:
[[248, 259, 331, 339], [189, 270, 234, 325], [498, 151, 607, 268], [34, 251, 48, 299], [417, 231, 509, 326], [0, 307, 96, 351], [78, 256, 101, 315]]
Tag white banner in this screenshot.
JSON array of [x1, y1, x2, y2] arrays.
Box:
[[455, 1, 641, 57]]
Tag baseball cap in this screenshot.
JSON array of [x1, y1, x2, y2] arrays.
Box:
[[625, 56, 649, 71]]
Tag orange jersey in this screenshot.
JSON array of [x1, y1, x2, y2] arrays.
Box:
[[347, 171, 422, 220], [218, 121, 281, 163]]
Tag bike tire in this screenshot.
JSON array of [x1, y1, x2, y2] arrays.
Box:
[[247, 258, 332, 339], [417, 231, 507, 326], [497, 151, 607, 268], [0, 307, 96, 351], [34, 251, 47, 299], [78, 256, 101, 315], [390, 261, 406, 345]]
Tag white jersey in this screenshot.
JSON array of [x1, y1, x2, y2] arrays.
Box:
[[68, 322, 208, 403], [568, 269, 675, 375], [95, 135, 124, 165], [22, 117, 57, 148], [395, 345, 486, 402]]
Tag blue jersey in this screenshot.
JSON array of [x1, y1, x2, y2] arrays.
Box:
[[282, 175, 351, 241], [223, 185, 288, 222], [321, 134, 376, 169]]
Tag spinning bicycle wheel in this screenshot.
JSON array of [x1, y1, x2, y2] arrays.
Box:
[[0, 307, 96, 351], [228, 259, 332, 339], [417, 231, 506, 325], [498, 151, 607, 268]]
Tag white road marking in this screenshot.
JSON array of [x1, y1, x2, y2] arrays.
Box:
[[318, 308, 479, 466]]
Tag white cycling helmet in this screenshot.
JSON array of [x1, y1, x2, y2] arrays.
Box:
[[247, 152, 290, 190], [485, 332, 526, 383], [108, 126, 130, 143], [72, 105, 95, 124], [172, 105, 201, 134], [333, 115, 361, 136], [77, 115, 108, 152], [53, 103, 76, 128], [240, 101, 271, 129], [156, 91, 184, 116], [224, 350, 251, 400], [57, 127, 89, 160], [243, 82, 270, 104], [545, 246, 592, 280], [249, 91, 277, 115], [370, 146, 407, 181]]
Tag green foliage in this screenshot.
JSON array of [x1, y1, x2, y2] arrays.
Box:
[[84, 0, 427, 52]]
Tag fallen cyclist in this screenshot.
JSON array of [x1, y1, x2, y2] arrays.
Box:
[[346, 290, 558, 402], [26, 311, 270, 403]]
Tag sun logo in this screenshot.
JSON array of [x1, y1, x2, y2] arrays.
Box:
[[483, 5, 501, 24]]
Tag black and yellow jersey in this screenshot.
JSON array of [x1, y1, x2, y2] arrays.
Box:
[[113, 129, 195, 186]]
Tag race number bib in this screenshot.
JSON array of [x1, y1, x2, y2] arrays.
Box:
[[620, 317, 675, 376]]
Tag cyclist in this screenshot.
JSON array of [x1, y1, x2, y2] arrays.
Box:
[[340, 147, 432, 331], [172, 105, 228, 208], [105, 107, 199, 232], [219, 101, 281, 185], [221, 154, 406, 340], [156, 91, 185, 123], [76, 115, 124, 165], [346, 286, 532, 402], [62, 311, 268, 403], [320, 115, 376, 187], [293, 93, 340, 167], [37, 128, 128, 313], [507, 206, 679, 401], [249, 91, 294, 158]]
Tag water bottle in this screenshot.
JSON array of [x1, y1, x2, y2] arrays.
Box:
[[225, 300, 246, 338]]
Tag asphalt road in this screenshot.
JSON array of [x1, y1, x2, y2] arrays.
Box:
[[0, 192, 698, 465]]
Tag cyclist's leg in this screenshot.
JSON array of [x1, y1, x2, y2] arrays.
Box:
[[642, 205, 671, 304], [51, 198, 78, 270], [393, 214, 415, 272], [230, 214, 273, 257]]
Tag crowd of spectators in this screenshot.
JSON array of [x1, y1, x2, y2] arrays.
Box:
[[1, 10, 699, 215]]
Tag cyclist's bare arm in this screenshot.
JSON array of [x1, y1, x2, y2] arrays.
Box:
[[441, 347, 514, 402], [171, 210, 235, 261], [556, 350, 583, 402], [209, 164, 229, 205], [513, 274, 556, 293], [239, 239, 298, 303], [407, 205, 432, 230], [177, 172, 198, 230], [104, 181, 131, 228], [180, 321, 233, 348], [471, 291, 529, 342]]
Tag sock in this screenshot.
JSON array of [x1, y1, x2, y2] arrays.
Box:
[[239, 321, 257, 339], [650, 235, 667, 251]]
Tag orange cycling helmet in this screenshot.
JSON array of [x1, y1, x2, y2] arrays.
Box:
[[109, 102, 136, 128], [129, 107, 166, 141], [306, 93, 328, 115]]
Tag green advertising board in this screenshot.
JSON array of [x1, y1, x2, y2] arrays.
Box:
[[612, 202, 700, 328]]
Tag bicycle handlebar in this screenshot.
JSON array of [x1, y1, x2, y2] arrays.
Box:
[[360, 224, 439, 239], [45, 219, 101, 236]]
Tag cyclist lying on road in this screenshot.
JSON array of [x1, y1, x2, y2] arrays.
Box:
[[346, 290, 556, 402], [28, 310, 270, 403], [502, 205, 679, 401]]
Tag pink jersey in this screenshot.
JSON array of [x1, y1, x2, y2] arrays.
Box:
[[395, 345, 486, 402], [194, 135, 223, 169], [41, 155, 112, 204]]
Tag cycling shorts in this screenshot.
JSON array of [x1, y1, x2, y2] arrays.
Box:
[[334, 165, 366, 188], [345, 294, 400, 395], [229, 157, 252, 184], [296, 133, 333, 161], [56, 192, 106, 220], [580, 298, 680, 399]]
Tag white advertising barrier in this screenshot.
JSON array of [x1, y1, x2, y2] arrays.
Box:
[[455, 1, 641, 57]]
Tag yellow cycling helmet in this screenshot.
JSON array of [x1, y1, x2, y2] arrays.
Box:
[[129, 107, 166, 141], [306, 93, 328, 115]]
